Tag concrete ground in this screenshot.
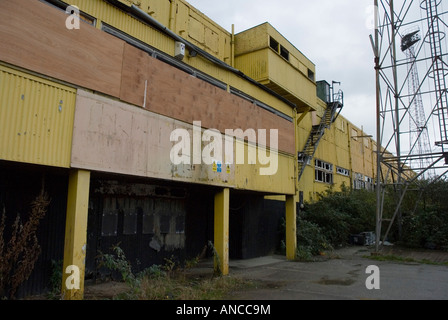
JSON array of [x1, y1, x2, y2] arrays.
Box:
[[227, 246, 448, 300]]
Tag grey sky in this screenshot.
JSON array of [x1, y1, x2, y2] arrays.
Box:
[[187, 0, 377, 136]]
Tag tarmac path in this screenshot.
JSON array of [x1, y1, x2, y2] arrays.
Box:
[[228, 246, 448, 300]]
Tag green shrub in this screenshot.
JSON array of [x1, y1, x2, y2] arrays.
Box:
[[296, 217, 332, 258], [402, 207, 448, 250], [299, 187, 376, 251], [294, 179, 448, 255]]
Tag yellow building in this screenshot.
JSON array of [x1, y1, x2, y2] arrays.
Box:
[[0, 0, 382, 299]]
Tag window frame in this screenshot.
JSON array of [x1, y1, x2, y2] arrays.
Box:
[[314, 159, 334, 184]]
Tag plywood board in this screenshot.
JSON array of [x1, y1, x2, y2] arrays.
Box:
[[72, 90, 295, 194], [141, 55, 295, 154], [71, 90, 236, 187], [0, 0, 124, 98]]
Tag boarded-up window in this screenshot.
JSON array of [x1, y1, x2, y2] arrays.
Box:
[[143, 198, 155, 234], [99, 192, 186, 237], [155, 198, 172, 234], [173, 200, 186, 234], [123, 199, 138, 235], [102, 197, 118, 236]]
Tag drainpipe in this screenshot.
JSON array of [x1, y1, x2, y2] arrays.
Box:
[[169, 0, 176, 31], [231, 24, 235, 68], [294, 107, 299, 193]]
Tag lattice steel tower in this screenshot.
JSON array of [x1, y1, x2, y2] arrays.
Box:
[[401, 30, 433, 174], [372, 0, 448, 252], [422, 0, 448, 150]]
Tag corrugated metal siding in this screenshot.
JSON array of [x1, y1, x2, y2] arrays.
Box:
[[0, 65, 76, 168], [72, 0, 230, 67], [87, 179, 189, 278], [68, 0, 293, 118], [71, 0, 175, 55], [235, 49, 269, 83], [0, 163, 68, 298]]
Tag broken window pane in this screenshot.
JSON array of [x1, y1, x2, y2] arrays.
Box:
[[142, 198, 154, 234], [160, 215, 171, 234], [123, 199, 138, 235], [176, 215, 185, 234], [123, 211, 137, 235], [102, 197, 118, 236]]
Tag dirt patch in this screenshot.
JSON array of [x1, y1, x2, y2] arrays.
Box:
[[316, 276, 356, 286], [84, 281, 130, 300]]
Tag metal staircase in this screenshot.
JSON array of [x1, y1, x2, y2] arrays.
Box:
[[297, 89, 344, 181]]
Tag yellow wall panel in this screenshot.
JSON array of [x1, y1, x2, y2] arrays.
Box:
[[146, 0, 172, 27], [235, 50, 269, 82], [235, 150, 295, 195], [0, 65, 76, 167], [265, 23, 315, 72], [226, 73, 294, 118], [205, 27, 220, 54], [70, 0, 175, 56], [234, 23, 269, 56], [189, 15, 205, 43], [267, 50, 316, 108]]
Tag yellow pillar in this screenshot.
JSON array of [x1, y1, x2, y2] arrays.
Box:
[[61, 169, 91, 300], [285, 194, 297, 260], [214, 188, 230, 275]]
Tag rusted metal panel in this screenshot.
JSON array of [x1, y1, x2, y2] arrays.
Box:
[[0, 65, 76, 167]]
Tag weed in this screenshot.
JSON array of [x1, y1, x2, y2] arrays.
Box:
[[97, 244, 253, 300], [47, 259, 63, 299], [0, 185, 50, 299]]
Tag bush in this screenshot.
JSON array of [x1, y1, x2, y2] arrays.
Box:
[[294, 179, 448, 256], [296, 217, 332, 259], [402, 207, 448, 250], [299, 187, 376, 252]]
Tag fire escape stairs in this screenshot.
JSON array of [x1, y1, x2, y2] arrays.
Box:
[[297, 92, 343, 182]]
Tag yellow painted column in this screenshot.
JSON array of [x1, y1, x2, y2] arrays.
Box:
[[61, 169, 91, 300], [214, 188, 230, 275], [285, 194, 297, 260]]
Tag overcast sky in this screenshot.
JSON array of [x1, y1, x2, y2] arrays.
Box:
[[187, 0, 377, 136]]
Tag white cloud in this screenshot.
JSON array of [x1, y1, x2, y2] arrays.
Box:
[[187, 0, 378, 136]]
